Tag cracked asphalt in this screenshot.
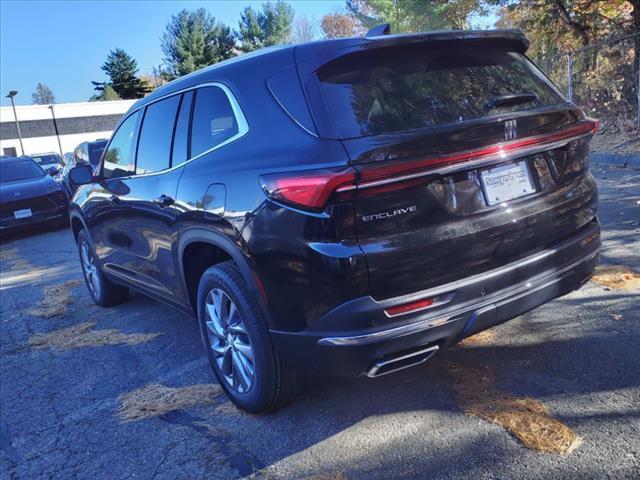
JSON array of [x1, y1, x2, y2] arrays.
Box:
[[1, 154, 639, 480]]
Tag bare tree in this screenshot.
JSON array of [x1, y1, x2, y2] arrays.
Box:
[[32, 83, 55, 104], [321, 12, 363, 39], [292, 14, 319, 43]]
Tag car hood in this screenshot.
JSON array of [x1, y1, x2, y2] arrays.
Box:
[[0, 175, 61, 203]]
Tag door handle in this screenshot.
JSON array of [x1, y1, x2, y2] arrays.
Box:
[[109, 194, 120, 204], [153, 194, 175, 207]]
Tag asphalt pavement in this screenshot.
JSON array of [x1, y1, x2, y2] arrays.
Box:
[[1, 155, 638, 479]]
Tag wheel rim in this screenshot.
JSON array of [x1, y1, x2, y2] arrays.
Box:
[[80, 240, 101, 298], [204, 288, 255, 394]]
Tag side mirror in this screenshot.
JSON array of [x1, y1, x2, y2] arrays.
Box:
[[69, 164, 94, 185]]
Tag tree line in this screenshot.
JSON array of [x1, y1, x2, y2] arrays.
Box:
[[30, 0, 639, 104]]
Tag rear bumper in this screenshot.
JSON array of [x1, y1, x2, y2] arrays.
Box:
[[270, 219, 600, 377]]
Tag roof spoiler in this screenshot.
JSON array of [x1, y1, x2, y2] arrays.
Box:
[[366, 24, 391, 37]]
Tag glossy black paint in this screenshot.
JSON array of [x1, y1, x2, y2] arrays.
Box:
[[1, 157, 68, 231], [69, 30, 599, 376]]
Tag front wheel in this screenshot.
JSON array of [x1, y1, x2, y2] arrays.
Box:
[[197, 261, 298, 413], [77, 229, 128, 307]]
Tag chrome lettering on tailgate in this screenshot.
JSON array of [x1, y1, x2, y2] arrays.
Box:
[[362, 205, 417, 222]]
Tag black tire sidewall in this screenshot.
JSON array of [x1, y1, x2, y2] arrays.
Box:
[[197, 263, 277, 413]]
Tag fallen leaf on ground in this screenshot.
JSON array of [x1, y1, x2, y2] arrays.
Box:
[[611, 314, 623, 321], [591, 266, 640, 291], [29, 321, 161, 350], [459, 329, 496, 346], [26, 280, 83, 318], [437, 360, 582, 455], [117, 383, 223, 422]]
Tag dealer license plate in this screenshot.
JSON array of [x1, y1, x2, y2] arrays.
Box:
[[480, 161, 535, 206], [13, 209, 32, 219]]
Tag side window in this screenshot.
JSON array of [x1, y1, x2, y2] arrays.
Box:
[[103, 112, 139, 179], [190, 86, 239, 158], [171, 91, 194, 165], [136, 95, 181, 174]]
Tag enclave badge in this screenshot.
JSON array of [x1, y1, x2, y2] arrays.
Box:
[[362, 205, 417, 222]]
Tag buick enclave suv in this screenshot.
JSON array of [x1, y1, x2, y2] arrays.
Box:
[[68, 28, 600, 412]]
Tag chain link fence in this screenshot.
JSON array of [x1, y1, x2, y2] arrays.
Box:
[[536, 32, 640, 133]]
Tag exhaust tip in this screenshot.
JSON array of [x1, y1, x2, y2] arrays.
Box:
[[365, 344, 439, 378]]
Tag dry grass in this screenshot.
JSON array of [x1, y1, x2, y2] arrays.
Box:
[[307, 474, 347, 480], [29, 321, 161, 351], [117, 383, 224, 422], [26, 280, 83, 318], [0, 247, 34, 271], [438, 360, 582, 455], [591, 265, 640, 291], [459, 329, 496, 347]]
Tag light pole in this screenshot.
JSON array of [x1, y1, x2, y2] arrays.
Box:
[[5, 90, 24, 156], [48, 105, 63, 156]]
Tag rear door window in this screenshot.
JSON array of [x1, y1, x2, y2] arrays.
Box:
[[136, 95, 181, 174], [103, 112, 139, 179], [315, 45, 563, 138], [190, 86, 239, 158]]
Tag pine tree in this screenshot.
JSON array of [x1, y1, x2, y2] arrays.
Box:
[[237, 1, 295, 52], [92, 48, 150, 99]]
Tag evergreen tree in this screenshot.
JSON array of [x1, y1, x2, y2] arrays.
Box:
[[237, 1, 295, 52], [92, 48, 150, 99], [90, 85, 121, 102], [31, 83, 55, 104], [161, 8, 235, 80]]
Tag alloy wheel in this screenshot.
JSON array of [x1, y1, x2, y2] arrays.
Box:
[[80, 240, 101, 299], [205, 288, 255, 393]]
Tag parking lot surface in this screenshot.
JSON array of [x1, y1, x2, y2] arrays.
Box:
[[1, 156, 639, 479]]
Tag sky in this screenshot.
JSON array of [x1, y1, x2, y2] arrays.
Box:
[[0, 0, 344, 106]]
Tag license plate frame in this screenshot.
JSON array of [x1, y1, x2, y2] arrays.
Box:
[[480, 161, 536, 206], [13, 208, 33, 219]]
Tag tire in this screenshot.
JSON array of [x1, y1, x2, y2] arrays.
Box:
[[197, 261, 298, 413], [77, 229, 128, 307]]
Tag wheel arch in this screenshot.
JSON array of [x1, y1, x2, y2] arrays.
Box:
[[177, 227, 271, 326]]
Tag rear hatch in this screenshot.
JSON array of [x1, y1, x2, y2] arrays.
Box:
[[298, 31, 598, 299]]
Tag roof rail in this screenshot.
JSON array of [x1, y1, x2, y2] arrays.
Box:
[[366, 23, 391, 37]]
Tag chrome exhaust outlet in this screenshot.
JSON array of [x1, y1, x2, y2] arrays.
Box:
[[365, 344, 439, 378]]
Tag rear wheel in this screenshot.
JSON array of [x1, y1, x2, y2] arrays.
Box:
[[77, 229, 128, 307], [197, 261, 298, 413]]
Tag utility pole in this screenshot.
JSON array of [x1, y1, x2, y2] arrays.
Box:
[[5, 91, 25, 156]]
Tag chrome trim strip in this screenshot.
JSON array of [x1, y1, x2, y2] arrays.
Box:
[[102, 82, 249, 181], [365, 345, 439, 378], [336, 130, 592, 193], [318, 247, 598, 347]]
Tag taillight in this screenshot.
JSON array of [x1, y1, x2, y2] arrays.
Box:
[[259, 167, 356, 212]]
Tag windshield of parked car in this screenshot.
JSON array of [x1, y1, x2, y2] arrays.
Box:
[[0, 160, 46, 183], [316, 45, 564, 138], [30, 154, 61, 165]]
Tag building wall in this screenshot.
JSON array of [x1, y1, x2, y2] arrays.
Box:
[[0, 99, 136, 157]]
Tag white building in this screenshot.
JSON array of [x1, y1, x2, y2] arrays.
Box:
[[0, 99, 136, 157]]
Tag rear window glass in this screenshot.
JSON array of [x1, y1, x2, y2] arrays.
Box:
[[316, 45, 563, 138], [1, 161, 45, 183]]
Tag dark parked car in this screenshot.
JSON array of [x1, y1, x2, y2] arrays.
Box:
[[62, 139, 108, 196], [29, 152, 64, 176], [1, 156, 68, 232], [68, 28, 600, 412]]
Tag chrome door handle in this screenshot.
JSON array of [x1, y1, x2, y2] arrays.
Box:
[[153, 194, 174, 207]]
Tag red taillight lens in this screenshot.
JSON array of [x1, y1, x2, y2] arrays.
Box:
[[259, 167, 356, 212]]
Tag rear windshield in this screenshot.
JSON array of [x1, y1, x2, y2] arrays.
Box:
[[31, 154, 61, 165], [1, 161, 45, 183], [316, 45, 563, 138]]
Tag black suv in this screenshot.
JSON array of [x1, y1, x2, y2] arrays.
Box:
[[68, 29, 600, 412]]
